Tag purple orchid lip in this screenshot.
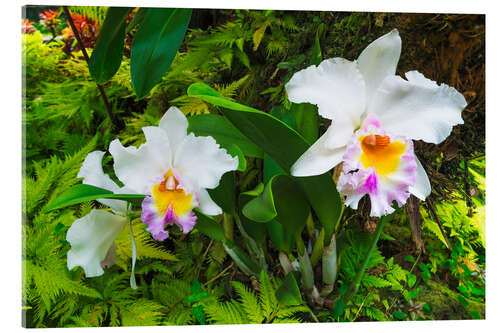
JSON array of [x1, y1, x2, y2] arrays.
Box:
[[140, 168, 199, 241], [337, 114, 417, 217]]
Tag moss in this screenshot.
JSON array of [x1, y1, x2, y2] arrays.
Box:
[[420, 280, 484, 320]]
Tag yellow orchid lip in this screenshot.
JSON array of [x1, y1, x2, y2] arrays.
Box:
[[152, 169, 193, 217], [359, 134, 406, 176]]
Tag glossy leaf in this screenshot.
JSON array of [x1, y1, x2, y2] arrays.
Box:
[[207, 172, 236, 216], [238, 184, 267, 244], [89, 7, 132, 84], [44, 184, 145, 212], [267, 220, 294, 253], [194, 210, 226, 242], [276, 272, 303, 305], [188, 114, 263, 158], [289, 103, 319, 145], [187, 82, 342, 243], [131, 8, 192, 98]]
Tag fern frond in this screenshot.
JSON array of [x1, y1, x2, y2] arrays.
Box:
[[231, 281, 264, 323], [205, 300, 247, 324]]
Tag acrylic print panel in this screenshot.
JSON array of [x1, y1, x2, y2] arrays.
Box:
[[22, 4, 485, 328]]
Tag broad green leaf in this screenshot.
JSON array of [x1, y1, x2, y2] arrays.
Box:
[[226, 143, 247, 171], [187, 82, 342, 243], [89, 7, 132, 84], [243, 175, 309, 236], [238, 184, 267, 244], [194, 210, 226, 242], [267, 220, 294, 253], [289, 103, 318, 145], [207, 172, 236, 216], [131, 8, 192, 98], [188, 114, 263, 158], [44, 184, 145, 212], [276, 272, 303, 306]]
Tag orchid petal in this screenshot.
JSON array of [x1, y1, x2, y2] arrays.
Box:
[[291, 126, 346, 177], [159, 106, 189, 154], [369, 71, 467, 144], [357, 29, 401, 104], [409, 156, 431, 200], [78, 151, 127, 214], [109, 135, 169, 194], [67, 209, 127, 277], [197, 188, 223, 215], [174, 133, 238, 191], [285, 58, 366, 147]]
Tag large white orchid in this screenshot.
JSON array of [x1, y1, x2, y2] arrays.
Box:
[[66, 106, 238, 278], [286, 29, 467, 217]]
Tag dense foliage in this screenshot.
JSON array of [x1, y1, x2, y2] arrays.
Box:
[[22, 6, 485, 327]]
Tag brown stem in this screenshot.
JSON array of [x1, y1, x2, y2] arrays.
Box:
[[62, 6, 116, 127]]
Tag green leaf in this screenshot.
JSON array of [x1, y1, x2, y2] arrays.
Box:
[[238, 184, 267, 244], [207, 172, 236, 215], [289, 103, 318, 145], [223, 241, 260, 276], [407, 273, 417, 288], [276, 272, 303, 306], [267, 220, 294, 253], [131, 8, 192, 98], [392, 310, 406, 320], [188, 114, 263, 158], [226, 143, 247, 171], [89, 7, 132, 84], [44, 184, 145, 212], [311, 27, 322, 66], [192, 305, 206, 324], [458, 295, 469, 307], [187, 83, 342, 243], [243, 175, 309, 236], [194, 210, 226, 242], [333, 298, 345, 317]]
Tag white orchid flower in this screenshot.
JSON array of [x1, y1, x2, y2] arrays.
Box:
[[66, 107, 238, 279], [66, 151, 131, 278], [286, 29, 467, 217], [111, 106, 238, 240]]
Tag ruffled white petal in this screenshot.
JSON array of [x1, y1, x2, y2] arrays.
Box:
[[357, 29, 401, 104], [78, 151, 127, 214], [67, 209, 127, 277], [158, 106, 189, 154], [291, 125, 346, 177], [285, 58, 366, 147], [197, 188, 223, 215], [109, 135, 169, 194], [173, 133, 238, 191], [409, 156, 431, 200], [368, 71, 467, 144]]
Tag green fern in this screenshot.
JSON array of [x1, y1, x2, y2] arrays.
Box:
[[204, 271, 308, 324]]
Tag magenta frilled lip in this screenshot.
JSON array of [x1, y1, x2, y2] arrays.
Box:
[[337, 113, 418, 217]]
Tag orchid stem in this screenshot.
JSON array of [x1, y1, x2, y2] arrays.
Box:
[[345, 215, 390, 300]]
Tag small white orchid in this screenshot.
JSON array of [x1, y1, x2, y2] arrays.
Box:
[[286, 29, 467, 217], [66, 106, 238, 278]]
